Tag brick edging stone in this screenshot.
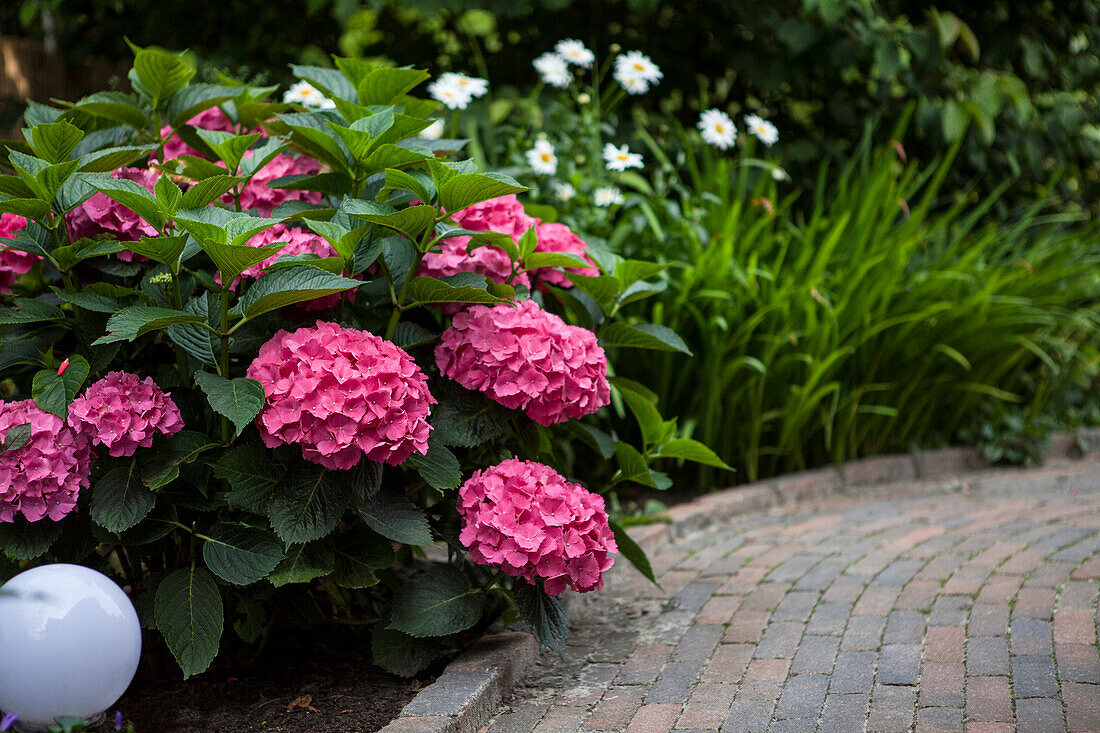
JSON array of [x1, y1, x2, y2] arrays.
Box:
[[378, 427, 1100, 732]]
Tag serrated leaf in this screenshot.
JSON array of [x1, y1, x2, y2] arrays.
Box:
[[654, 438, 732, 470], [213, 443, 283, 512], [388, 564, 481, 637], [77, 145, 153, 173], [436, 170, 530, 215], [179, 175, 241, 208], [154, 567, 223, 679], [0, 298, 65, 325], [354, 488, 433, 546], [405, 439, 461, 490], [193, 371, 265, 436], [600, 322, 692, 355], [134, 47, 196, 105], [24, 120, 84, 164], [512, 580, 569, 651], [429, 384, 507, 447], [344, 200, 437, 240], [143, 430, 217, 489], [238, 266, 361, 319], [93, 306, 207, 345], [2, 423, 31, 452], [356, 67, 430, 105], [371, 626, 440, 677], [332, 528, 394, 588], [267, 467, 350, 545], [267, 540, 334, 586], [202, 523, 284, 586], [91, 465, 156, 533], [31, 355, 89, 419], [405, 276, 510, 306], [609, 520, 657, 586], [0, 519, 61, 560], [68, 92, 147, 129]]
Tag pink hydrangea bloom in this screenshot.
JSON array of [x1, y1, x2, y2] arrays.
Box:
[[222, 153, 323, 217], [529, 221, 599, 288], [66, 167, 159, 248], [234, 225, 350, 310], [157, 107, 239, 162], [247, 322, 435, 469], [419, 194, 536, 288], [0, 399, 92, 522], [458, 458, 616, 594], [0, 213, 39, 295], [435, 300, 611, 426], [68, 372, 184, 458]]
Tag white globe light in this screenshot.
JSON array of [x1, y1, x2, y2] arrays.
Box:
[[0, 564, 141, 729]]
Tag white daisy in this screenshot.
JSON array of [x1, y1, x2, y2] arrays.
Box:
[[594, 187, 625, 207], [427, 77, 474, 110], [697, 109, 737, 150], [745, 114, 779, 146], [526, 139, 558, 175], [613, 51, 663, 94], [283, 81, 335, 109], [533, 52, 571, 88], [421, 119, 445, 140], [602, 143, 644, 172], [438, 72, 489, 99], [554, 182, 577, 202], [554, 39, 595, 68]]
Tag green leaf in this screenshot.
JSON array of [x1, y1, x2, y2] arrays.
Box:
[[31, 355, 90, 419], [179, 175, 241, 209], [154, 173, 183, 215], [134, 47, 196, 105], [91, 465, 156, 533], [24, 121, 85, 163], [617, 388, 673, 449], [267, 540, 335, 587], [614, 442, 662, 489], [600, 322, 692, 355], [566, 274, 621, 314], [202, 523, 284, 586], [389, 564, 481, 637], [382, 168, 433, 205], [405, 276, 510, 306], [238, 266, 361, 320], [154, 567, 223, 679], [166, 84, 239, 127], [85, 175, 164, 231], [0, 519, 61, 560], [942, 100, 970, 142], [371, 627, 441, 678], [429, 384, 507, 447], [435, 169, 530, 214], [524, 252, 592, 270], [354, 488, 433, 546], [405, 439, 461, 490], [0, 298, 65, 326], [267, 467, 350, 545], [2, 423, 31, 452], [344, 200, 437, 240], [143, 431, 217, 489], [77, 145, 153, 173], [512, 580, 568, 651], [68, 92, 147, 129], [332, 528, 394, 588], [121, 235, 190, 269], [609, 520, 658, 586], [654, 438, 732, 470], [93, 306, 207, 345], [213, 443, 283, 513], [193, 371, 265, 436], [356, 67, 430, 105]]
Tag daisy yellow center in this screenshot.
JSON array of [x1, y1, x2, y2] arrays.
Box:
[[716, 124, 724, 132], [302, 90, 312, 95], [633, 63, 645, 71], [541, 153, 551, 162], [617, 154, 629, 160]]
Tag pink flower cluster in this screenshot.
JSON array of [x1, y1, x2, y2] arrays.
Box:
[[247, 322, 435, 469], [221, 153, 323, 217], [529, 222, 599, 287], [0, 400, 92, 523], [157, 107, 238, 162], [66, 167, 159, 247], [0, 214, 39, 295], [68, 372, 184, 458], [435, 300, 610, 426], [458, 458, 616, 594], [420, 194, 535, 288]]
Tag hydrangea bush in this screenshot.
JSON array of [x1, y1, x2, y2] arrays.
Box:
[[0, 46, 722, 678]]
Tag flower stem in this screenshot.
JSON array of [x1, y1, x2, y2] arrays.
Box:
[[218, 285, 232, 443]]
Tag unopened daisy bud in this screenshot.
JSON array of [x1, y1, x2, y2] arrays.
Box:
[[609, 43, 621, 53]]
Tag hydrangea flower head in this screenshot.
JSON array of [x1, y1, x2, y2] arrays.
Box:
[[698, 109, 737, 150], [247, 322, 435, 469], [554, 39, 595, 68], [435, 300, 610, 426], [221, 153, 323, 217], [283, 81, 336, 109], [613, 51, 662, 94], [66, 167, 159, 244], [593, 187, 624, 207], [458, 458, 616, 594], [745, 114, 779, 146], [533, 53, 571, 88], [602, 143, 643, 172], [529, 221, 598, 288], [0, 399, 92, 522], [419, 195, 537, 288], [0, 214, 39, 295], [68, 372, 184, 458], [526, 139, 558, 176]]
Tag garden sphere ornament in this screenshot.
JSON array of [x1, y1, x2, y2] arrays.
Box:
[[0, 564, 141, 730]]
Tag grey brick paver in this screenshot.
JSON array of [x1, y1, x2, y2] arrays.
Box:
[[487, 462, 1100, 732]]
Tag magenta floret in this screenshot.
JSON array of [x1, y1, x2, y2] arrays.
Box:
[[247, 321, 435, 469], [0, 214, 40, 294], [458, 458, 617, 594], [435, 300, 610, 426], [419, 194, 536, 288], [0, 399, 92, 522], [223, 153, 323, 217], [68, 372, 185, 458]]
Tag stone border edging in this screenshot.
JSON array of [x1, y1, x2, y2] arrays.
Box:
[[378, 427, 1100, 732]]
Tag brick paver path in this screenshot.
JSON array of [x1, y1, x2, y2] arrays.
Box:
[[489, 460, 1100, 732]]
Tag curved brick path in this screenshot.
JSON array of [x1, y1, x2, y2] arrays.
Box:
[[488, 460, 1100, 733]]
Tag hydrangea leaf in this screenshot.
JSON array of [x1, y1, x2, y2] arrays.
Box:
[[0, 518, 61, 560], [179, 175, 241, 209], [290, 63, 357, 103], [238, 266, 362, 320], [600, 322, 692, 355], [429, 383, 508, 448], [77, 145, 154, 173], [166, 84, 239, 128], [202, 523, 284, 586], [388, 564, 481, 638], [405, 276, 510, 306], [67, 92, 147, 129], [154, 566, 223, 679], [142, 430, 218, 490], [133, 47, 196, 106], [354, 488, 433, 546], [91, 465, 156, 533], [512, 579, 569, 652], [267, 467, 350, 545], [371, 627, 440, 678], [343, 200, 437, 240], [434, 170, 530, 216], [609, 520, 658, 587], [193, 371, 265, 437], [93, 306, 208, 346], [1, 423, 31, 452], [31, 355, 89, 419], [23, 120, 84, 164], [212, 443, 283, 513], [405, 439, 461, 490], [85, 174, 166, 231], [653, 438, 732, 470], [266, 540, 335, 587], [0, 298, 65, 326], [332, 528, 394, 588], [355, 67, 430, 106]]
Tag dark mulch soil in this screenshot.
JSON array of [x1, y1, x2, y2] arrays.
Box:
[[116, 626, 428, 733]]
